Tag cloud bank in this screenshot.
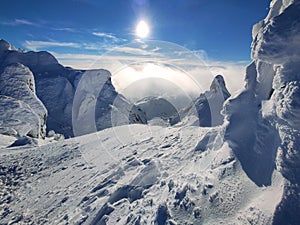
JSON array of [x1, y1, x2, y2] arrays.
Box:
[[52, 51, 248, 98]]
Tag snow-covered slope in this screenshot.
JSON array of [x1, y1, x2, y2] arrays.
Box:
[[0, 63, 47, 138], [0, 124, 284, 224]]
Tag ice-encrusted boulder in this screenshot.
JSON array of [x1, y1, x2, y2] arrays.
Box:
[[37, 75, 75, 137], [224, 0, 300, 223], [0, 63, 47, 138]]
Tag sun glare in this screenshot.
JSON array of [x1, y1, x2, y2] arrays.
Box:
[[136, 20, 150, 38]]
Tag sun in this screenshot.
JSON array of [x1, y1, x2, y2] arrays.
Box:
[[136, 20, 150, 38]]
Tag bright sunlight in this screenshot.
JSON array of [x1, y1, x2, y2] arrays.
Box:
[[135, 20, 150, 38]]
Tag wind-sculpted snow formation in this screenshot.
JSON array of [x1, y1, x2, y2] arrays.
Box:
[[0, 39, 76, 137], [181, 74, 231, 127], [72, 69, 146, 136], [224, 0, 300, 223], [0, 0, 299, 224], [0, 63, 47, 138], [0, 40, 145, 137], [0, 38, 229, 138], [130, 96, 180, 126]]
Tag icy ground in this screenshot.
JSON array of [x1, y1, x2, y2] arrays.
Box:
[[0, 124, 284, 225]]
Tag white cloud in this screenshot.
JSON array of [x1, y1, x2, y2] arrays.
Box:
[[52, 51, 248, 95], [1, 19, 40, 27], [15, 19, 37, 26], [92, 32, 127, 43], [51, 27, 77, 32], [112, 46, 161, 56], [24, 40, 81, 51], [92, 32, 116, 39], [51, 52, 103, 69], [207, 60, 248, 94]]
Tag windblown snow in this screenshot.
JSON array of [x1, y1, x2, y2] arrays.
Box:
[[1, 0, 300, 224]]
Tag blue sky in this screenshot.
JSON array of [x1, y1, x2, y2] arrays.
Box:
[[0, 0, 270, 62]]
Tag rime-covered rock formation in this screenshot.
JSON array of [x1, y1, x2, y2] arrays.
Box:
[[224, 0, 300, 223], [0, 39, 76, 137], [0, 1, 299, 224], [182, 75, 230, 127], [0, 63, 47, 138], [0, 40, 145, 137], [72, 69, 146, 136]]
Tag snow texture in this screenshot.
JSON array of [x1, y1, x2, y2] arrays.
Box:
[[131, 96, 180, 126], [72, 69, 146, 136], [0, 125, 284, 224]]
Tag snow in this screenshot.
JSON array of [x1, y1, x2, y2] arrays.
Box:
[[0, 45, 146, 138], [0, 124, 284, 224], [132, 96, 180, 126], [181, 75, 231, 127], [72, 69, 146, 136], [0, 134, 16, 149], [0, 39, 15, 51], [225, 0, 300, 223], [1, 0, 300, 224], [9, 136, 38, 148], [0, 63, 47, 138]]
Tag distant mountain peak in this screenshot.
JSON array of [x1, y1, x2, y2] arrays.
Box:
[[209, 74, 230, 99], [0, 39, 15, 52]]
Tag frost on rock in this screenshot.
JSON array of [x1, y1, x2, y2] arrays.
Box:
[[0, 41, 75, 136], [0, 63, 47, 138], [0, 39, 15, 52]]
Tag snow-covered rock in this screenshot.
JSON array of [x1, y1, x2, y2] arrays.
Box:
[[130, 96, 180, 126], [0, 42, 145, 137], [0, 63, 47, 138], [0, 43, 76, 137], [224, 0, 300, 223], [0, 39, 15, 52], [72, 69, 146, 136], [0, 41, 63, 74], [182, 75, 230, 127]]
